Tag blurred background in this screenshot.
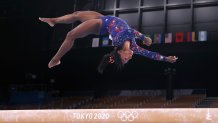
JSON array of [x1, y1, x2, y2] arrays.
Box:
[[0, 0, 218, 109]]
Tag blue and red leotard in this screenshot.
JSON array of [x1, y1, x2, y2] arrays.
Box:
[[100, 15, 166, 61]]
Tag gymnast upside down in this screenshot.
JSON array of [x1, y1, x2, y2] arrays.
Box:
[[39, 11, 178, 74]]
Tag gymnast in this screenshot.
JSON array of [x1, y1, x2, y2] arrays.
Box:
[[39, 11, 178, 74]]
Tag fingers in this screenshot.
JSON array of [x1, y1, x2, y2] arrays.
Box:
[[173, 56, 178, 60], [171, 56, 178, 63], [167, 56, 178, 63]]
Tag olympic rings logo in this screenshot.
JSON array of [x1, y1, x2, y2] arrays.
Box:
[[117, 111, 138, 122]]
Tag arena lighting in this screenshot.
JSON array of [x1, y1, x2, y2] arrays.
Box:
[[0, 108, 218, 123]]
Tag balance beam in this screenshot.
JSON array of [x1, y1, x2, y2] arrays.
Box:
[[0, 108, 217, 123]]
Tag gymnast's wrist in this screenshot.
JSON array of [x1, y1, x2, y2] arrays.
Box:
[[163, 56, 167, 62]]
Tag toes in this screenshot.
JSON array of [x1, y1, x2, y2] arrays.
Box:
[[39, 17, 42, 21], [48, 60, 61, 68], [39, 17, 44, 21]]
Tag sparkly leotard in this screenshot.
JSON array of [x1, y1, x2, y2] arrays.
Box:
[[100, 16, 166, 61]]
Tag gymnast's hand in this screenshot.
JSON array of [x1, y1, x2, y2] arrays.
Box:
[[143, 37, 152, 46], [165, 56, 178, 63]]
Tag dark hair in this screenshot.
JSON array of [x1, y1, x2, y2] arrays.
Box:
[[97, 47, 124, 74]]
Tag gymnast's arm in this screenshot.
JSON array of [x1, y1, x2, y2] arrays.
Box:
[[131, 43, 178, 63], [133, 29, 152, 46]]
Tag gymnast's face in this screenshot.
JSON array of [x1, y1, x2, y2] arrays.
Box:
[[117, 41, 133, 64], [118, 49, 133, 64]]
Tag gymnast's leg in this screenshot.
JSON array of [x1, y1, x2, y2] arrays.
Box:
[[48, 19, 102, 68], [39, 11, 103, 27]]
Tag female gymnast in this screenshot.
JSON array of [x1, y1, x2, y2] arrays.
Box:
[[39, 11, 178, 74]]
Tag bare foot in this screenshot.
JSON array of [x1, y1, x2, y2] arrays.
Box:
[[39, 17, 55, 27], [48, 59, 61, 68]]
